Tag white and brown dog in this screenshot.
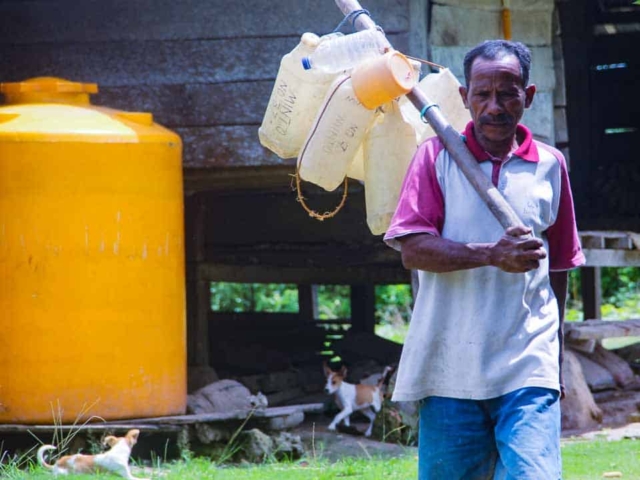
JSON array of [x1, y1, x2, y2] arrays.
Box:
[[37, 428, 148, 479], [323, 363, 393, 437]]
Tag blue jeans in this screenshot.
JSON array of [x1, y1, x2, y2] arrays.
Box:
[[418, 387, 561, 480]]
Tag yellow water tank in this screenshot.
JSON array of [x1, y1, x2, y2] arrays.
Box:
[[0, 78, 186, 424]]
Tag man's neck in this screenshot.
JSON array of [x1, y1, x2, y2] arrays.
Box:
[[475, 129, 523, 161]]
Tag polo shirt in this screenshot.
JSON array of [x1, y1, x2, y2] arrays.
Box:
[[384, 121, 585, 402]]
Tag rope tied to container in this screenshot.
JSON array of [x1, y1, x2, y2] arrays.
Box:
[[294, 76, 352, 221], [333, 8, 372, 32]]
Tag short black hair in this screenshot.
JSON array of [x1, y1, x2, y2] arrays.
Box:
[[463, 40, 532, 87]]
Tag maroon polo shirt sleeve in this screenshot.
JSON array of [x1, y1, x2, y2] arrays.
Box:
[[539, 144, 586, 271]]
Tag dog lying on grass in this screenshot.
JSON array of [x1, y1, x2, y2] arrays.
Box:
[[37, 428, 148, 479]]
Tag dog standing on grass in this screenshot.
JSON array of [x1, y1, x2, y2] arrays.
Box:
[[37, 428, 148, 479], [323, 363, 394, 437]]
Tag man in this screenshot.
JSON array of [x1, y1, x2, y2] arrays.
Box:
[[384, 40, 585, 479]]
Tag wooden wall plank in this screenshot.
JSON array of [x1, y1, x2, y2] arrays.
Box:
[[0, 0, 409, 44], [95, 82, 273, 127], [201, 189, 375, 245], [0, 34, 409, 87], [176, 126, 283, 168]]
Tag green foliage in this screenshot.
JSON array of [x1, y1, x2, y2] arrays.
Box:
[[210, 282, 299, 313], [375, 285, 413, 325], [315, 285, 350, 319], [601, 267, 640, 306]]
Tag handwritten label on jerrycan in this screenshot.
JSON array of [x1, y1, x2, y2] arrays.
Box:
[[297, 75, 377, 191], [259, 33, 339, 159]]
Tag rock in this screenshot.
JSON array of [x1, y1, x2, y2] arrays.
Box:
[[575, 351, 617, 392], [187, 379, 267, 415], [583, 343, 636, 388], [372, 401, 417, 445], [273, 432, 305, 459], [241, 429, 274, 462], [267, 411, 305, 431], [386, 368, 419, 434], [561, 349, 603, 431], [194, 423, 233, 444]]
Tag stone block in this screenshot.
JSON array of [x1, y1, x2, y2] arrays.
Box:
[[522, 91, 554, 145], [430, 4, 553, 47], [553, 36, 567, 106]]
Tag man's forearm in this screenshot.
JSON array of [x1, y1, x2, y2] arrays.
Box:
[[399, 234, 492, 273], [398, 228, 547, 274]]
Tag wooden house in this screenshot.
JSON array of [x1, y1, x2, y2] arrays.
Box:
[[0, 0, 639, 406]]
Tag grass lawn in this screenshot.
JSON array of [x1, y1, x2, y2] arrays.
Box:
[[4, 439, 640, 479]]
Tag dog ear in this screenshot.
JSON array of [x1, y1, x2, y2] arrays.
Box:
[[126, 429, 140, 446], [103, 435, 118, 448], [339, 365, 348, 377], [322, 361, 332, 377]]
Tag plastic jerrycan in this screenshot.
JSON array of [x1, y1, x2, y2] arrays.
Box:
[[0, 77, 186, 423], [297, 75, 377, 191], [347, 55, 420, 182], [363, 101, 417, 235], [399, 68, 471, 145], [259, 33, 340, 159]]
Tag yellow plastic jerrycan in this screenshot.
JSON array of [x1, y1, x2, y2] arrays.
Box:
[[0, 77, 186, 424]]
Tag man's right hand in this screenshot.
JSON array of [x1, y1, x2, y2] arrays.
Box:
[[489, 226, 547, 273]]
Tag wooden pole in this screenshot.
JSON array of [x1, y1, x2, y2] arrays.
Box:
[[334, 0, 527, 232]]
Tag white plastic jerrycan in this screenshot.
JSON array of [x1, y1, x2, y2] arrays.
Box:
[[259, 33, 340, 159], [399, 68, 471, 145], [297, 75, 377, 191], [363, 101, 417, 235]]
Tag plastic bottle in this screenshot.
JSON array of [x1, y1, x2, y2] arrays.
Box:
[[363, 101, 417, 235], [297, 75, 377, 191], [301, 29, 390, 73], [259, 33, 341, 159]]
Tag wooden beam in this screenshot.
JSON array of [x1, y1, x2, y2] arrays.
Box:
[[565, 319, 640, 341], [183, 166, 295, 194], [198, 263, 410, 285], [583, 249, 640, 267]]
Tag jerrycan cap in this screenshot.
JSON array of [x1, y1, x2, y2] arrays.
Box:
[[0, 77, 98, 94]]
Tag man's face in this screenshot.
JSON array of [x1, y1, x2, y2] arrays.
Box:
[[459, 54, 536, 147]]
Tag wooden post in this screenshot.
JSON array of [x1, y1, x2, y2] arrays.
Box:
[[185, 195, 210, 367], [334, 0, 527, 232], [581, 267, 602, 320], [350, 284, 376, 333], [298, 284, 316, 322]]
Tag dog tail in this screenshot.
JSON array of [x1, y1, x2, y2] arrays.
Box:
[[36, 445, 56, 470], [377, 365, 395, 388]]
